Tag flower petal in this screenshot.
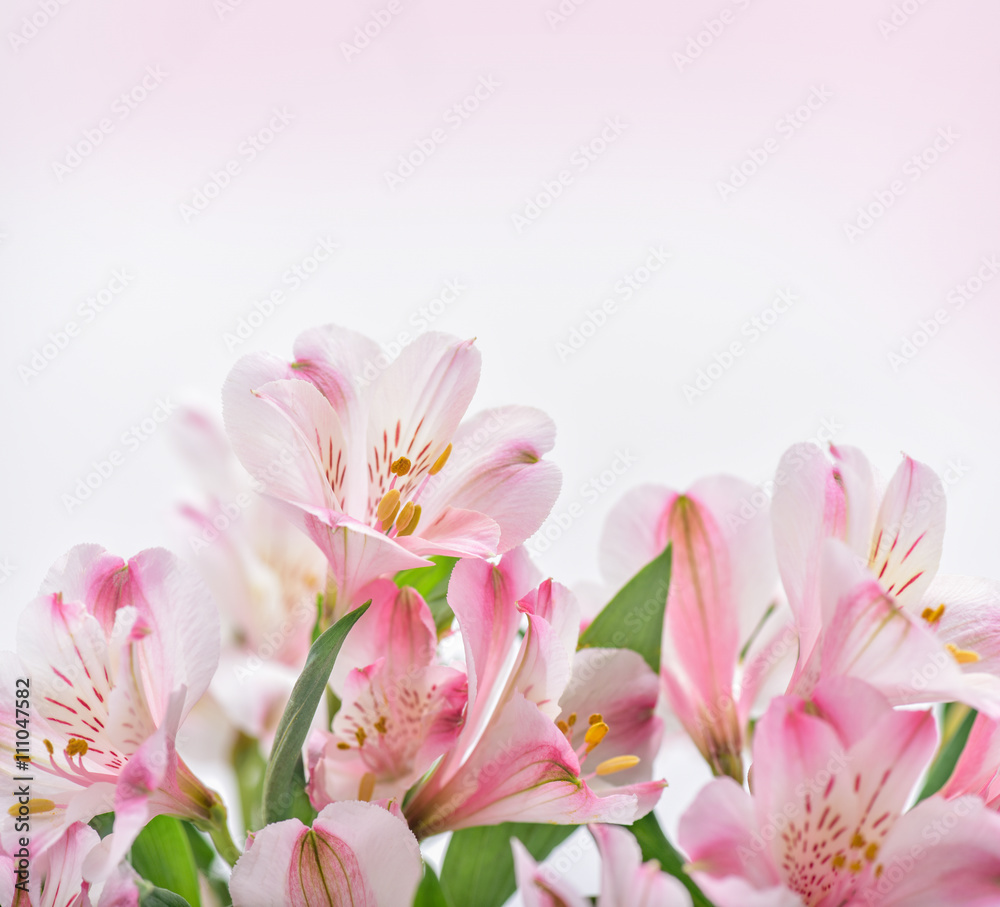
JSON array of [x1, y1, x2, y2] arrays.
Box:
[[512, 838, 590, 907]]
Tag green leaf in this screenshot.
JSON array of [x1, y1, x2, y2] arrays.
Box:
[[578, 544, 672, 672], [261, 602, 369, 827], [440, 823, 575, 907], [413, 862, 449, 907], [232, 732, 267, 834], [629, 813, 714, 907], [89, 811, 115, 839], [918, 704, 977, 802], [130, 816, 201, 907], [395, 556, 459, 635], [137, 881, 194, 907]]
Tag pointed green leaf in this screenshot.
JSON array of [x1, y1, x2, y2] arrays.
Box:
[[130, 816, 201, 907], [395, 556, 459, 635], [137, 881, 194, 907], [629, 813, 714, 907], [578, 544, 672, 672], [439, 823, 575, 907], [261, 602, 369, 827], [918, 704, 977, 802], [414, 862, 449, 907]]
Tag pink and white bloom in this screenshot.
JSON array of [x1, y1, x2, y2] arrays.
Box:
[[598, 477, 789, 779], [229, 801, 422, 907], [772, 443, 1000, 713], [222, 326, 561, 615], [172, 408, 327, 746], [306, 578, 467, 806], [0, 821, 98, 907], [679, 677, 1000, 906], [0, 545, 222, 880], [513, 824, 693, 907], [402, 550, 665, 838]]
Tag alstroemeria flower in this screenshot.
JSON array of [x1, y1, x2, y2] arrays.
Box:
[[402, 550, 665, 838], [172, 408, 327, 746], [679, 677, 1000, 906], [306, 578, 466, 806], [0, 545, 222, 880], [513, 824, 693, 907], [222, 326, 561, 615], [597, 477, 790, 780], [228, 801, 422, 907], [0, 821, 97, 907], [772, 444, 1000, 713]]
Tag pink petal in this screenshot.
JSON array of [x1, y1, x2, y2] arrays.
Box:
[[868, 455, 945, 608], [921, 574, 1000, 676], [942, 712, 1000, 806], [591, 823, 692, 907], [598, 485, 677, 591], [519, 579, 582, 661], [419, 405, 561, 554], [394, 505, 500, 559], [512, 838, 590, 907]]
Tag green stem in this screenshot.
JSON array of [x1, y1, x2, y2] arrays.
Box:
[[201, 804, 242, 868]]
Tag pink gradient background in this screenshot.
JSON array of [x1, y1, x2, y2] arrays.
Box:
[[1, 0, 999, 890]]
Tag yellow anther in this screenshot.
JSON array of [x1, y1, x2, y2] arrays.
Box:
[[8, 798, 56, 817], [567, 713, 577, 727], [355, 727, 368, 748], [588, 713, 604, 726], [43, 739, 54, 755], [832, 854, 846, 870], [358, 772, 376, 803], [595, 755, 641, 776], [865, 842, 879, 862], [374, 716, 388, 734], [946, 643, 981, 665], [429, 443, 453, 476], [66, 738, 89, 757], [336, 742, 351, 751], [376, 489, 401, 523], [391, 457, 412, 477], [556, 720, 570, 735], [875, 864, 884, 878], [922, 604, 946, 624], [395, 501, 416, 533], [849, 860, 863, 874], [584, 721, 609, 752], [396, 504, 421, 537], [850, 832, 866, 849]]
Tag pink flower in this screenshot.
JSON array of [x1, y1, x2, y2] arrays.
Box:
[[0, 821, 97, 907], [771, 443, 1000, 713], [222, 326, 561, 615], [514, 823, 693, 907], [679, 677, 1000, 906], [228, 801, 422, 906], [306, 579, 466, 806], [942, 712, 1000, 809], [402, 550, 665, 838], [598, 477, 789, 779], [0, 545, 222, 880]]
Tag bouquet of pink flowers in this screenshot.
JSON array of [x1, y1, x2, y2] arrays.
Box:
[[5, 325, 1000, 906]]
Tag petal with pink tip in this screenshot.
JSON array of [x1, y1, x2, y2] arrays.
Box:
[[867, 455, 945, 608], [419, 405, 561, 554]]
